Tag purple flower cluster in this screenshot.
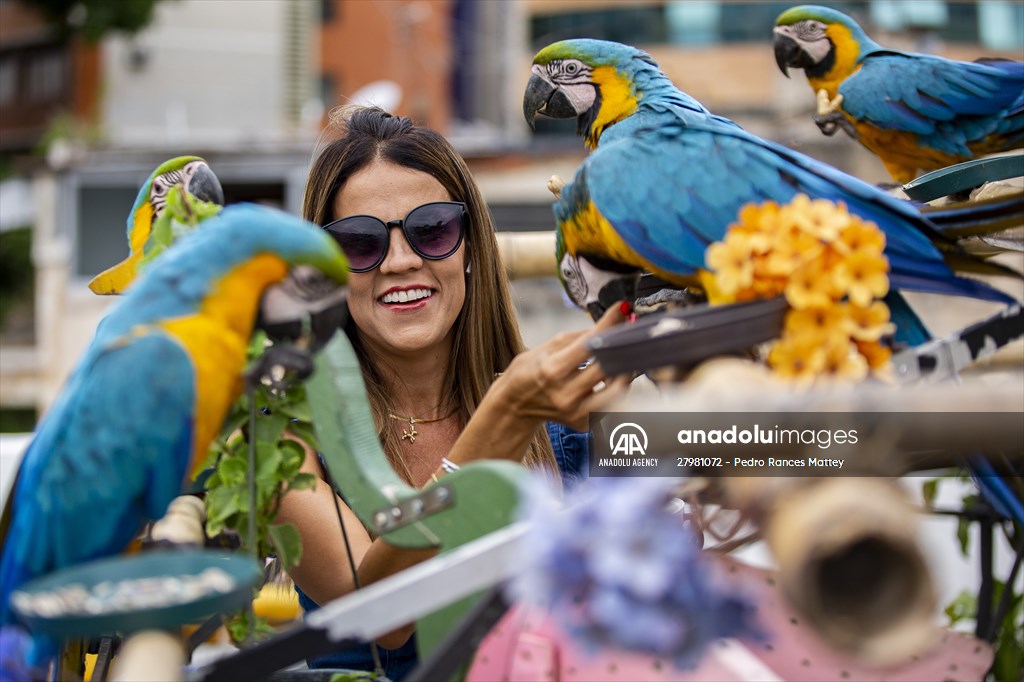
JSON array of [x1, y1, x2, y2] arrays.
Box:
[[510, 476, 761, 669], [0, 627, 37, 682]]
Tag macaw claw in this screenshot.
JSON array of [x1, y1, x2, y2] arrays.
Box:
[[547, 175, 566, 199], [813, 110, 859, 140]]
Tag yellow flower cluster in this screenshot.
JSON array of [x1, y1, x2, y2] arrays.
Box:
[[702, 195, 894, 384]]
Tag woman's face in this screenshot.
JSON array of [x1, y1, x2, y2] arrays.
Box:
[[334, 158, 467, 362]]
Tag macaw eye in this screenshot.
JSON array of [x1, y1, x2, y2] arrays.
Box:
[[564, 62, 579, 75], [151, 178, 169, 196], [561, 255, 587, 305], [796, 20, 826, 38]]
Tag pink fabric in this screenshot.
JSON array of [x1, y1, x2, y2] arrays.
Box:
[[467, 557, 993, 682]]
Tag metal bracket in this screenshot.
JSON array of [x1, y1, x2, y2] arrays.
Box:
[[892, 304, 1023, 384], [370, 483, 455, 535]]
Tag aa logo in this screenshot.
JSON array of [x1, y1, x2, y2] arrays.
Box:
[[609, 422, 648, 456]]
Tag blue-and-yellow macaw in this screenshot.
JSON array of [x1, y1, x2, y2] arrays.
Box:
[[88, 156, 224, 295], [523, 39, 1020, 339], [773, 5, 1024, 184], [0, 205, 347, 638], [527, 39, 1024, 531]]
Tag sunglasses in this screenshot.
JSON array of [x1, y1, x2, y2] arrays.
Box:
[[323, 201, 467, 273]]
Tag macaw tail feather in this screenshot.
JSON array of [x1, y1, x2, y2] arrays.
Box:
[[885, 291, 932, 347], [87, 252, 141, 295], [889, 272, 1019, 306], [939, 250, 1024, 281], [970, 457, 1024, 525], [921, 192, 1024, 239]]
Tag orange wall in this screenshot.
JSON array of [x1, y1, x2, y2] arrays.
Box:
[[319, 0, 453, 133]]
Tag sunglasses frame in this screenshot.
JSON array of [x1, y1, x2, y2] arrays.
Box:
[[323, 201, 468, 273]]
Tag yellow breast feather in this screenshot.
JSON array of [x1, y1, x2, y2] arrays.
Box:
[[588, 66, 639, 148], [159, 254, 290, 473], [807, 24, 862, 99]]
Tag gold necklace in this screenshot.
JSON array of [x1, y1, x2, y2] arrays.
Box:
[[387, 409, 456, 443]]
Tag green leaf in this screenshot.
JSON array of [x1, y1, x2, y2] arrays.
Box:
[[253, 411, 289, 447], [268, 522, 303, 571], [288, 472, 316, 493], [216, 453, 248, 487], [218, 409, 250, 441], [990, 579, 1023, 682], [943, 589, 976, 626], [288, 421, 320, 451], [225, 608, 276, 645], [921, 478, 939, 507], [203, 487, 238, 537], [275, 400, 312, 423], [956, 516, 971, 556]]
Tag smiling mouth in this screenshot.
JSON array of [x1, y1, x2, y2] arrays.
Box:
[[380, 288, 435, 305]]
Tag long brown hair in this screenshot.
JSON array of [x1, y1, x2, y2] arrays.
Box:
[[303, 105, 559, 484]]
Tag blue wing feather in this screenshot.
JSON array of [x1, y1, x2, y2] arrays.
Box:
[[562, 115, 1013, 305], [1, 331, 194, 623], [840, 54, 1024, 155]]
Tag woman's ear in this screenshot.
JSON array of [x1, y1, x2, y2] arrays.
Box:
[[464, 240, 471, 274]]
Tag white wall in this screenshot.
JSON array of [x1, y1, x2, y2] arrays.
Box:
[[100, 0, 291, 149]]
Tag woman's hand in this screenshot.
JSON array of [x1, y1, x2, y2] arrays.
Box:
[[495, 303, 631, 430], [446, 304, 629, 465]]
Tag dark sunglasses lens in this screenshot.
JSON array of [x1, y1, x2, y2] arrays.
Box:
[[406, 204, 464, 258], [326, 217, 387, 271]]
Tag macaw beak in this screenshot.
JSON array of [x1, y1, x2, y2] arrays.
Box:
[[257, 265, 348, 353], [189, 162, 225, 206], [773, 30, 810, 77], [524, 72, 579, 130], [586, 275, 638, 322]]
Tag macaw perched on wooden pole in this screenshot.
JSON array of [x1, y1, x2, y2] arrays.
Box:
[[0, 204, 348, 672], [773, 5, 1024, 184], [88, 156, 224, 295], [523, 39, 1021, 346]]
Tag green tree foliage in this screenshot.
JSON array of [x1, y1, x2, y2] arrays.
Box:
[[21, 0, 175, 43], [0, 227, 33, 331]]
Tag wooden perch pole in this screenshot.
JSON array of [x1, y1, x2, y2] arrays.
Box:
[[493, 174, 563, 280], [496, 231, 556, 280], [725, 476, 936, 666]]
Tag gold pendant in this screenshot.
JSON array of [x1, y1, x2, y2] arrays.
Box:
[[401, 418, 418, 443]]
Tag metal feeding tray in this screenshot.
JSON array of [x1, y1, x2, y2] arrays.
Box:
[[902, 153, 1023, 202], [588, 297, 788, 376], [10, 549, 261, 639]]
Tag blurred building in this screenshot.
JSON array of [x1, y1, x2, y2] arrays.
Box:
[[0, 0, 1021, 419]]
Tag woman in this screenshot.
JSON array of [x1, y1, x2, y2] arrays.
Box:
[[277, 105, 627, 680]]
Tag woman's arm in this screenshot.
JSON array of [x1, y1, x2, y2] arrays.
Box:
[[447, 304, 630, 465], [278, 305, 629, 645], [276, 450, 435, 648]]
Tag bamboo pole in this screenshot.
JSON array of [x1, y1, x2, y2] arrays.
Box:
[[724, 477, 937, 666], [495, 231, 556, 280], [109, 630, 185, 682]]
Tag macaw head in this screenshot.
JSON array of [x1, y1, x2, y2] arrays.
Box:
[[556, 225, 640, 321], [142, 156, 224, 227], [524, 39, 660, 149], [104, 204, 348, 352], [773, 5, 879, 79], [89, 156, 225, 295]]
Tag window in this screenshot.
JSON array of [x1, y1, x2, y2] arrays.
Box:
[[77, 181, 288, 278], [530, 6, 667, 51], [0, 55, 17, 107], [978, 0, 1024, 50], [25, 48, 65, 103]]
